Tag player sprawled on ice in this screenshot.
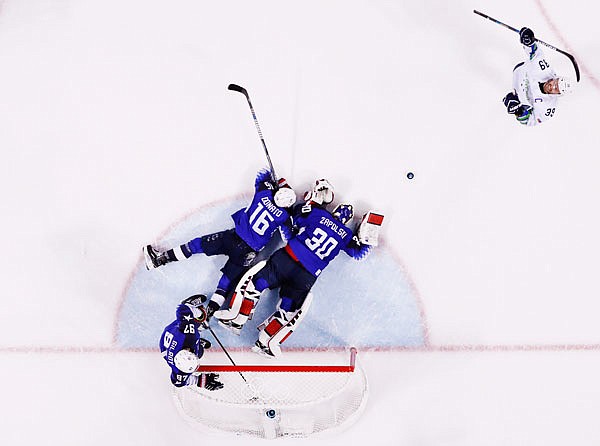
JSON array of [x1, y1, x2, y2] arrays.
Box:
[[212, 179, 384, 357], [160, 295, 223, 390], [502, 27, 573, 127], [143, 169, 297, 319]]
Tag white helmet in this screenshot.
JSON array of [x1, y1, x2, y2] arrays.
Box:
[[274, 187, 296, 208], [174, 350, 200, 373], [557, 77, 574, 95]]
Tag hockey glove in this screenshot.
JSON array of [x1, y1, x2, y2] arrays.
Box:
[[199, 338, 212, 349], [277, 177, 289, 189], [519, 27, 535, 47], [199, 373, 224, 391], [182, 294, 208, 307], [206, 300, 221, 321], [502, 92, 521, 115], [515, 105, 532, 125]]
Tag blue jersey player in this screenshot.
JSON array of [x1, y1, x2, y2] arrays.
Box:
[[144, 169, 297, 318], [160, 295, 223, 390], [214, 179, 374, 357]]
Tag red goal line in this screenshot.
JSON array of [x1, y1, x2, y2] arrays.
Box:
[[197, 347, 357, 373]]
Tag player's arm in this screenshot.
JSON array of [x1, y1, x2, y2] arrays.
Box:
[[289, 203, 311, 236], [254, 169, 276, 192], [170, 370, 194, 387], [278, 212, 294, 243], [343, 235, 371, 260], [519, 27, 539, 60], [170, 370, 223, 391]]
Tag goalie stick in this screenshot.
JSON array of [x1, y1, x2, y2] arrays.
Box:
[[228, 83, 279, 183], [473, 10, 580, 82]]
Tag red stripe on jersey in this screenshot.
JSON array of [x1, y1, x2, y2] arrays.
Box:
[[367, 213, 384, 225], [285, 244, 299, 262], [265, 319, 284, 336], [240, 298, 255, 316]]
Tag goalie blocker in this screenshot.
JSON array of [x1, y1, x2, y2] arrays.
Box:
[[357, 211, 384, 247]]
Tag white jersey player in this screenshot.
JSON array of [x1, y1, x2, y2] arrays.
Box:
[[502, 27, 573, 127]]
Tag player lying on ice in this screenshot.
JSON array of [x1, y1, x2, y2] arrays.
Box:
[[502, 27, 574, 127], [209, 179, 383, 358], [144, 169, 296, 320], [160, 295, 223, 390]]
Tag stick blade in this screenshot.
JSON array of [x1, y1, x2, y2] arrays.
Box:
[[228, 83, 249, 97], [569, 55, 581, 82]]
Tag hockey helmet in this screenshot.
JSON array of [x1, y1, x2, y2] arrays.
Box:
[[332, 204, 354, 225], [174, 350, 200, 373], [557, 77, 574, 95], [176, 302, 207, 326], [274, 187, 296, 208]]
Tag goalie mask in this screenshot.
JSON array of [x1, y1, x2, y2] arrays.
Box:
[[332, 204, 354, 225], [174, 350, 200, 374], [274, 187, 296, 208]]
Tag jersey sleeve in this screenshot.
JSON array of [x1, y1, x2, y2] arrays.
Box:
[[278, 214, 294, 243], [170, 370, 196, 387], [254, 169, 276, 192], [343, 235, 372, 260], [522, 43, 539, 60]]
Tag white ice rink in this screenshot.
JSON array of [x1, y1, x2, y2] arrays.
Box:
[[1, 0, 600, 444]]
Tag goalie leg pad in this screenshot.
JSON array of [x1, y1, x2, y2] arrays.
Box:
[[213, 260, 266, 322], [255, 293, 314, 357]]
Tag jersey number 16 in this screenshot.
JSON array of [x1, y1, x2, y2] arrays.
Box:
[[249, 203, 275, 236]]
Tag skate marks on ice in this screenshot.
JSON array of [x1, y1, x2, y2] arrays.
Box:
[[115, 197, 426, 350]]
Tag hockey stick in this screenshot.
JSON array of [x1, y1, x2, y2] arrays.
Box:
[[227, 83, 279, 182], [203, 323, 250, 384], [473, 10, 580, 82]]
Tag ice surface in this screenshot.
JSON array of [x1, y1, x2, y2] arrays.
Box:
[[1, 0, 599, 445]]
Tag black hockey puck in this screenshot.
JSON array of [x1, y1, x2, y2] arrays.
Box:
[[266, 409, 276, 419], [407, 172, 414, 179]]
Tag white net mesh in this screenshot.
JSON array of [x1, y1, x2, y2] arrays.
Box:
[[172, 350, 368, 439]]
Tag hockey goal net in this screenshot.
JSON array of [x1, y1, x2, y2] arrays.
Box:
[[172, 348, 367, 439]]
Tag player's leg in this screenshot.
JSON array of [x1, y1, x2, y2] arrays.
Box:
[[208, 233, 263, 328], [212, 260, 274, 334], [143, 229, 233, 270], [253, 263, 316, 357], [253, 292, 314, 358]]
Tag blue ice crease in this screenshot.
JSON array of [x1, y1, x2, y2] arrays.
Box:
[[117, 198, 425, 350]]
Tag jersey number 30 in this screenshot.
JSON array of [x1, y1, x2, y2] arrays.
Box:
[[305, 228, 338, 260]]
